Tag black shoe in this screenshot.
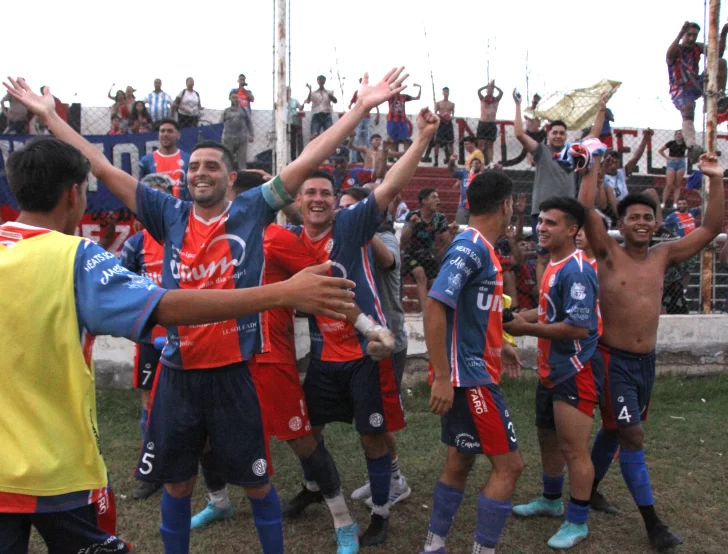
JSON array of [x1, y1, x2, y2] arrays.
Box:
[[648, 521, 683, 551], [590, 490, 618, 514], [281, 486, 323, 518], [360, 514, 388, 546], [132, 481, 161, 500]]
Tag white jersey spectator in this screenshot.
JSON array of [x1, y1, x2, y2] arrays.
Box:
[[145, 79, 173, 124]]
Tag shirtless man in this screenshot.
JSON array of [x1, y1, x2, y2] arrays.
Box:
[[348, 134, 403, 176], [578, 151, 724, 551], [433, 87, 455, 167], [476, 80, 503, 163]]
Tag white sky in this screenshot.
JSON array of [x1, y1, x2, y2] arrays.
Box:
[[3, 0, 726, 131]]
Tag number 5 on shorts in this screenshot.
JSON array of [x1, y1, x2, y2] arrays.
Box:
[[139, 452, 155, 475]]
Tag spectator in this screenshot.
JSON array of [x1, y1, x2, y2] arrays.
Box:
[[348, 133, 403, 176], [523, 93, 544, 166], [304, 75, 337, 140], [348, 78, 380, 163], [659, 130, 688, 209], [476, 79, 503, 163], [462, 135, 485, 170], [1, 92, 28, 134], [400, 187, 458, 312], [495, 226, 522, 310], [386, 85, 421, 152], [144, 78, 174, 126], [388, 193, 409, 223], [449, 152, 483, 224], [664, 196, 701, 237], [139, 119, 191, 200], [107, 87, 129, 126], [599, 107, 615, 148], [129, 101, 153, 134], [222, 91, 254, 170], [125, 85, 137, 115], [108, 115, 126, 135], [174, 77, 202, 128], [287, 86, 304, 161], [601, 129, 653, 219], [322, 147, 376, 193], [231, 73, 255, 114], [514, 235, 538, 310], [433, 87, 455, 167]]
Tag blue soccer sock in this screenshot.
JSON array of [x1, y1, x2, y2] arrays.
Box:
[[619, 448, 655, 507], [249, 486, 284, 554], [427, 481, 465, 540], [474, 493, 512, 549], [542, 473, 564, 500], [566, 497, 590, 525], [591, 429, 619, 486], [140, 407, 148, 440], [160, 490, 191, 554], [366, 451, 392, 512]]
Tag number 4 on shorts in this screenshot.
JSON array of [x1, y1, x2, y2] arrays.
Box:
[[618, 405, 632, 423]]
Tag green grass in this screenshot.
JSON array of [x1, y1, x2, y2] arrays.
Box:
[[37, 374, 728, 553]]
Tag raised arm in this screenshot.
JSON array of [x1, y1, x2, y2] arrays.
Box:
[[667, 22, 690, 64], [578, 155, 619, 259], [513, 89, 539, 154], [586, 93, 608, 139], [279, 68, 409, 198], [720, 23, 728, 57], [720, 234, 728, 265], [4, 78, 139, 213], [493, 84, 504, 101], [411, 84, 422, 101], [477, 85, 488, 100], [371, 235, 395, 270], [514, 193, 527, 241], [660, 154, 725, 265], [328, 90, 338, 104], [624, 129, 653, 176], [303, 84, 312, 104], [373, 107, 439, 211]]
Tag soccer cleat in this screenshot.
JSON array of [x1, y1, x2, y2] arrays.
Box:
[[132, 481, 161, 500], [351, 481, 371, 501], [512, 496, 565, 518], [281, 485, 324, 518], [648, 521, 683, 551], [365, 476, 411, 508], [335, 521, 360, 554], [547, 521, 589, 549], [359, 514, 389, 546], [191, 501, 233, 530], [590, 490, 618, 514]]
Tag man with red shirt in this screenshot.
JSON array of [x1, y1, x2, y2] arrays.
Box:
[[231, 73, 254, 115], [139, 119, 191, 200]]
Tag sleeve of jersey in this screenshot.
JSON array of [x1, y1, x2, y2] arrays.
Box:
[[138, 154, 152, 178], [336, 193, 385, 245], [690, 207, 701, 218], [428, 240, 484, 309], [119, 232, 142, 273], [135, 184, 177, 244], [272, 227, 319, 274], [74, 241, 166, 342], [378, 232, 401, 271], [561, 270, 598, 329]]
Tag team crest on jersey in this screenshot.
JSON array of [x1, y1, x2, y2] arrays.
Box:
[[369, 413, 384, 428], [446, 273, 463, 295], [325, 238, 334, 253], [570, 282, 586, 301], [549, 274, 556, 287], [252, 458, 268, 477]]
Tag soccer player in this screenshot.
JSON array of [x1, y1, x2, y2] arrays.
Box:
[[286, 107, 440, 547], [6, 68, 409, 554], [422, 169, 524, 554], [119, 173, 173, 501], [504, 195, 602, 550], [139, 119, 191, 200], [579, 148, 724, 550], [0, 135, 355, 554]]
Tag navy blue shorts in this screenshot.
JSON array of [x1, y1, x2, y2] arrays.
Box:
[[0, 502, 129, 554], [303, 356, 406, 434], [597, 344, 655, 430], [136, 363, 270, 487], [441, 384, 518, 456], [133, 341, 161, 390], [387, 120, 410, 142], [535, 357, 604, 429]]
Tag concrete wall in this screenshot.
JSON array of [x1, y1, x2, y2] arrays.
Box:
[[94, 315, 728, 389]]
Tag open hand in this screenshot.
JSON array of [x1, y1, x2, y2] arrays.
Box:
[[698, 153, 724, 179], [284, 262, 356, 320], [502, 342, 523, 379], [356, 67, 409, 111], [515, 192, 527, 214], [598, 92, 609, 110], [3, 77, 56, 119], [429, 378, 454, 415], [416, 107, 440, 140]]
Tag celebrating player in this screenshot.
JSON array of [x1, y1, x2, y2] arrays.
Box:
[[505, 195, 602, 550], [422, 170, 524, 554], [4, 68, 408, 554], [579, 149, 724, 550]]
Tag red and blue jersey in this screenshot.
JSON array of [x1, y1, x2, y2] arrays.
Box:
[[428, 228, 505, 387], [119, 230, 166, 344], [387, 94, 413, 123], [668, 44, 702, 96], [583, 252, 603, 337], [454, 169, 478, 208], [288, 193, 385, 362], [139, 149, 191, 200], [321, 164, 376, 193], [134, 183, 279, 370], [516, 258, 538, 310], [537, 250, 600, 387], [664, 208, 700, 237]]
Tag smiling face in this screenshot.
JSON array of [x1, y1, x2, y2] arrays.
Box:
[[536, 209, 577, 252], [676, 199, 688, 213], [298, 177, 336, 233], [187, 148, 234, 209], [618, 203, 656, 247], [547, 124, 567, 149]]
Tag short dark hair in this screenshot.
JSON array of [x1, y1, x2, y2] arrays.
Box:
[[340, 187, 370, 203], [549, 120, 568, 131], [418, 187, 437, 204], [111, 114, 120, 121], [371, 134, 382, 141], [539, 196, 586, 231], [677, 195, 688, 202], [463, 135, 476, 144], [191, 141, 236, 172], [239, 73, 246, 78], [617, 193, 657, 219], [232, 171, 267, 195], [605, 149, 619, 159], [303, 169, 335, 192], [443, 86, 449, 91], [158, 118, 179, 131], [467, 170, 513, 216], [6, 138, 90, 212], [687, 22, 700, 32], [317, 74, 326, 80]]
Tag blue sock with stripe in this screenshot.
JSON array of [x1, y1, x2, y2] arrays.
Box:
[[366, 451, 392, 510], [249, 486, 283, 554], [566, 498, 590, 525], [140, 407, 148, 440], [542, 473, 564, 500], [474, 493, 512, 549], [591, 429, 619, 483], [619, 448, 655, 507], [160, 490, 191, 554]]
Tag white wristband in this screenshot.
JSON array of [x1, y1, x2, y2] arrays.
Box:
[[354, 313, 376, 335]]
